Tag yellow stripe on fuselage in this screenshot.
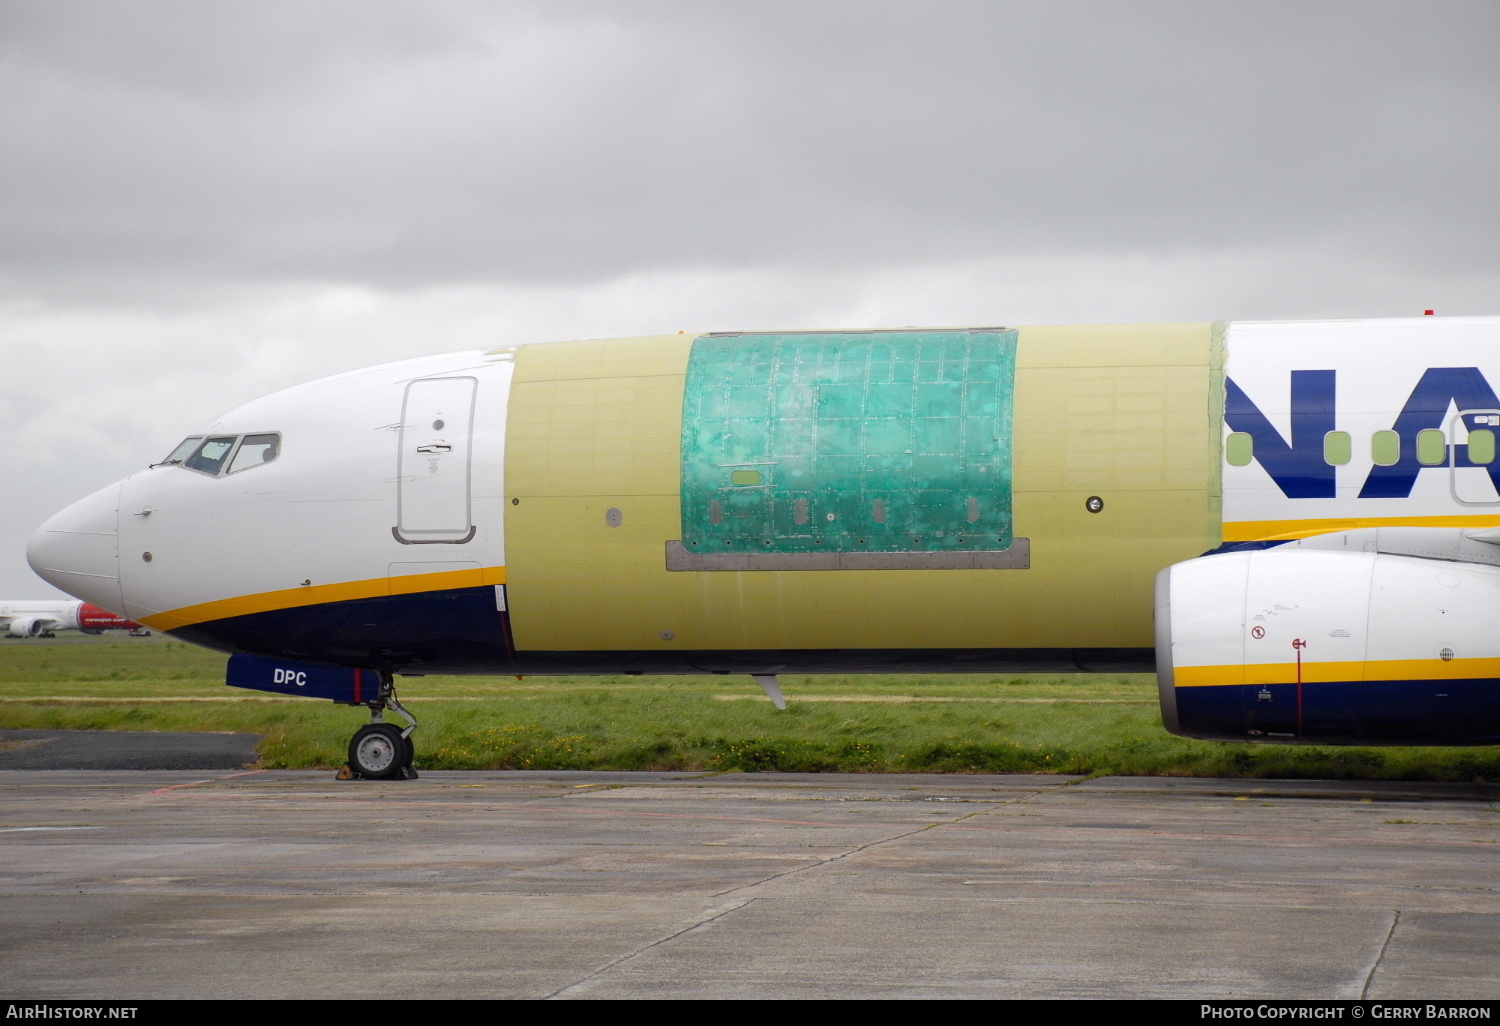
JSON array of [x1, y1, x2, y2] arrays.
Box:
[[1223, 514, 1500, 542], [140, 565, 507, 632], [1175, 657, 1500, 687]]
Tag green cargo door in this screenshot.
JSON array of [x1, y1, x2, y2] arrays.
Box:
[[674, 329, 1021, 570]]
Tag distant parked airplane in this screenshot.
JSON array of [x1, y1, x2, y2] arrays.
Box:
[[0, 600, 148, 638]]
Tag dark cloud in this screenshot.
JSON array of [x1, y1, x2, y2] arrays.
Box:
[[0, 0, 1495, 295]]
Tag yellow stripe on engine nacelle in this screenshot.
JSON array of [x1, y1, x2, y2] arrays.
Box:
[[140, 565, 507, 632], [1174, 656, 1500, 687]]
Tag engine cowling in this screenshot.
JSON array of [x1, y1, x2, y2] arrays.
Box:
[[1156, 547, 1500, 746], [6, 617, 45, 638]]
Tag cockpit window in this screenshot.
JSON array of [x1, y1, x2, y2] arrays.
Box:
[[174, 432, 283, 477], [158, 436, 203, 466], [184, 436, 240, 475], [228, 433, 281, 474]]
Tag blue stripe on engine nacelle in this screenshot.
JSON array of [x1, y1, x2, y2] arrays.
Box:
[[1174, 678, 1500, 746]]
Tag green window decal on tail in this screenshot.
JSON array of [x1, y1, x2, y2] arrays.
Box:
[[674, 329, 1021, 570]]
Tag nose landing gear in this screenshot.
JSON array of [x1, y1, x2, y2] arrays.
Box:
[[337, 673, 419, 780]]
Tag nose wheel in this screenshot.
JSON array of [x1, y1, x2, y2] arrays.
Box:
[[348, 724, 412, 779], [337, 674, 419, 781]]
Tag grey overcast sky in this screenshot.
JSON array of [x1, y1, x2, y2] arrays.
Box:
[[2, 0, 1497, 596]]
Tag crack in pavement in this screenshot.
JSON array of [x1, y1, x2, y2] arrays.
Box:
[[1361, 909, 1401, 999], [541, 897, 759, 999], [537, 782, 1058, 999]]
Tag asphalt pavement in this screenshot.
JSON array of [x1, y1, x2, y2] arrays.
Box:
[[0, 768, 1496, 999], [0, 729, 260, 770]]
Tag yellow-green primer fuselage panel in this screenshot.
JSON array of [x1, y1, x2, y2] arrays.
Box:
[[503, 324, 1221, 653]]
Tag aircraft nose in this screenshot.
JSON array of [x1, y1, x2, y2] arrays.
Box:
[[27, 482, 124, 613]]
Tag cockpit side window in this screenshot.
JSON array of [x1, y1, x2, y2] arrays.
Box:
[[228, 433, 281, 474], [159, 436, 203, 466], [184, 436, 240, 475]]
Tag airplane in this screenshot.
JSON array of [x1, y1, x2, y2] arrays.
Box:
[[26, 315, 1500, 779], [0, 599, 147, 638]]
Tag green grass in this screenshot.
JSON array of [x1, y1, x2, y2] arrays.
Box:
[[2, 637, 1498, 780]]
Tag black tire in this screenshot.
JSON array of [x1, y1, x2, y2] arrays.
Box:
[[348, 724, 406, 780], [402, 732, 416, 769]]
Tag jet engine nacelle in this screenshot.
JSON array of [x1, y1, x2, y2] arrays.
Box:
[[1156, 548, 1500, 745], [6, 617, 45, 638]]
